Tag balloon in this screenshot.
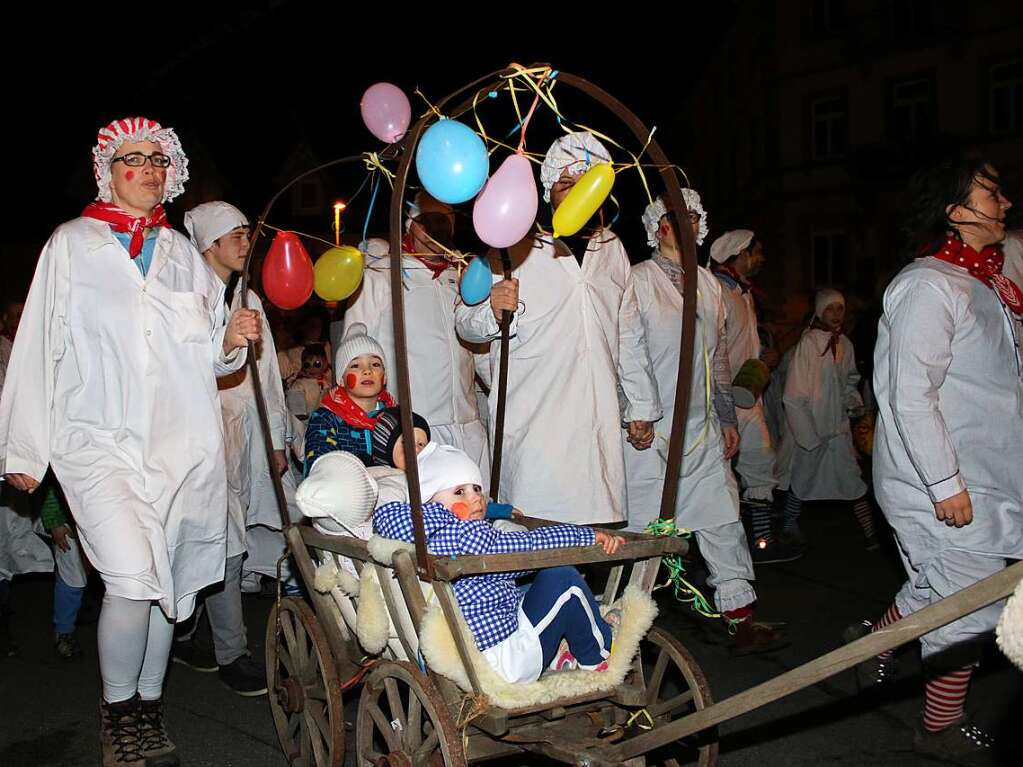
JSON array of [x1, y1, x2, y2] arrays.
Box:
[[262, 231, 314, 310], [472, 154, 538, 248], [460, 256, 493, 305], [415, 119, 489, 204], [314, 246, 364, 301], [360, 83, 411, 144], [551, 163, 615, 238]]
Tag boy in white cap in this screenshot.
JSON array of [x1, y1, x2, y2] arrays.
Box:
[[456, 131, 660, 525], [777, 288, 878, 549], [709, 230, 798, 564], [304, 322, 396, 472], [169, 201, 295, 696], [374, 441, 623, 683]]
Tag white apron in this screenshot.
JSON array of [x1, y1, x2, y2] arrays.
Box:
[[456, 230, 660, 524]]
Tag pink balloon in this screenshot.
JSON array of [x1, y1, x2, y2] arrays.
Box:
[[360, 82, 411, 144], [472, 154, 538, 248]]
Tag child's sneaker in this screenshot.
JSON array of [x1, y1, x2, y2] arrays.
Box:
[[549, 639, 578, 671]]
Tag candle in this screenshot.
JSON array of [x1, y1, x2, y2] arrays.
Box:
[[333, 200, 347, 246]]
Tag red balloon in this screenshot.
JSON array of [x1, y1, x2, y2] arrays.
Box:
[[262, 231, 314, 310]]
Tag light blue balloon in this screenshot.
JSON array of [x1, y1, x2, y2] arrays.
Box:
[[415, 119, 489, 204], [460, 256, 493, 305]]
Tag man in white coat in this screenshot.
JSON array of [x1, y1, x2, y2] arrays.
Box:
[[778, 289, 878, 549], [342, 193, 491, 488], [709, 230, 796, 564], [626, 193, 785, 654], [456, 132, 660, 525], [173, 201, 293, 696], [0, 117, 260, 766], [851, 155, 1019, 758]]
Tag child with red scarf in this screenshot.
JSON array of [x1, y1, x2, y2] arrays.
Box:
[[303, 323, 396, 473]]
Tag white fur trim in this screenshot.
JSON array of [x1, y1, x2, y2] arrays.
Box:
[[417, 586, 657, 709], [996, 575, 1023, 672], [355, 567, 390, 655]]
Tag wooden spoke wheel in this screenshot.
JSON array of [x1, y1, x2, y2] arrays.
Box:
[[622, 626, 718, 766], [266, 597, 345, 767], [356, 661, 466, 767]]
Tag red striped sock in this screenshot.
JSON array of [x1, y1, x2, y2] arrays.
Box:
[[871, 603, 902, 661], [923, 667, 972, 732]]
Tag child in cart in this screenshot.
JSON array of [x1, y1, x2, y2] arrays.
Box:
[[373, 442, 624, 684], [303, 323, 396, 473]]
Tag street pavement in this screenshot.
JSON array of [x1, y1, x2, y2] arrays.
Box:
[[1, 503, 1020, 766]]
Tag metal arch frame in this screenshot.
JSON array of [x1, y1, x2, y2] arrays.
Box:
[[385, 64, 700, 578]]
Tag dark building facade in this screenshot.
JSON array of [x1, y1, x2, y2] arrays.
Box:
[[675, 0, 1023, 344]]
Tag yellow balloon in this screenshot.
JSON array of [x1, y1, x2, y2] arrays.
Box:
[[314, 246, 364, 301], [551, 163, 615, 238]]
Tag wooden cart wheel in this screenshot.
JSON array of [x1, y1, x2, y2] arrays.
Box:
[[623, 626, 718, 766], [266, 597, 345, 767], [356, 661, 466, 767]]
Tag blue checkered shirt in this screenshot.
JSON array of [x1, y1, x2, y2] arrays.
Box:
[[373, 501, 595, 651]]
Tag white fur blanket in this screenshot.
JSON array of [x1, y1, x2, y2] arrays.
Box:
[[419, 585, 658, 710], [996, 574, 1023, 672]]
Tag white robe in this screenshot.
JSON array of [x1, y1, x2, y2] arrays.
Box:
[[623, 262, 740, 532], [781, 329, 866, 501], [714, 273, 777, 500], [343, 253, 490, 487], [455, 230, 661, 524], [0, 218, 244, 619], [217, 288, 297, 560], [0, 336, 54, 580]]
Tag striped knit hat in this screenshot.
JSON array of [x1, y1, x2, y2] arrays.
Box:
[[371, 407, 431, 467]]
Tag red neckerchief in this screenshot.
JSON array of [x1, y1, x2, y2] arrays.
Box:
[[402, 233, 449, 280], [931, 236, 1023, 315], [319, 386, 397, 430], [810, 318, 842, 360], [711, 262, 768, 305], [82, 202, 170, 259]]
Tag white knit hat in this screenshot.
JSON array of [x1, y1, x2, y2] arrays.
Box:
[[92, 116, 189, 203], [335, 322, 386, 373], [540, 132, 612, 203], [814, 288, 845, 319], [183, 201, 249, 254], [296, 451, 379, 536], [417, 442, 483, 502], [709, 229, 755, 264], [641, 189, 709, 249]]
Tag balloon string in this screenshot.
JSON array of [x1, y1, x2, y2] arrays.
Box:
[[413, 88, 444, 120], [261, 222, 337, 251], [362, 173, 381, 245], [362, 152, 395, 188]]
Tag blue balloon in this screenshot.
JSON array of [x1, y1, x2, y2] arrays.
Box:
[[460, 256, 493, 305], [415, 119, 489, 204]]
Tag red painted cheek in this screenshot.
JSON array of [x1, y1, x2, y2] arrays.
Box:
[[345, 373, 358, 389], [124, 171, 135, 181]]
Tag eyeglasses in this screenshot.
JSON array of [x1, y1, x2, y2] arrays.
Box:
[[111, 152, 172, 169], [303, 359, 324, 369]]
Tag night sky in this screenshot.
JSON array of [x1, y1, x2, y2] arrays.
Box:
[[3, 3, 736, 295]]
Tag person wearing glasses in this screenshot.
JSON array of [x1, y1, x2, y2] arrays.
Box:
[[0, 117, 260, 766]]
